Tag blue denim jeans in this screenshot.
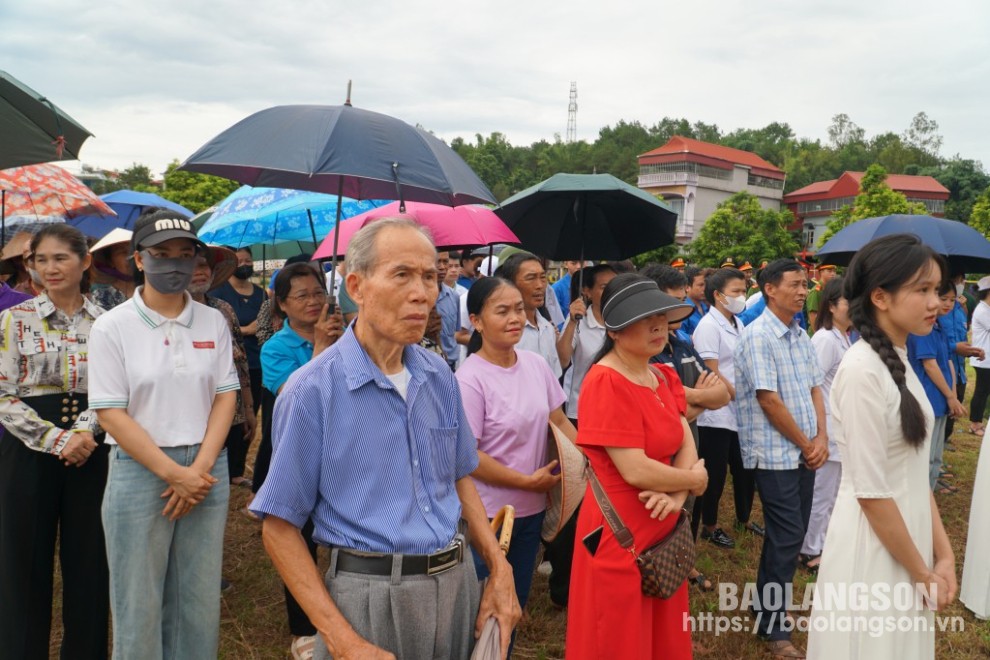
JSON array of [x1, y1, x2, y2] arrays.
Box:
[[102, 445, 229, 660]]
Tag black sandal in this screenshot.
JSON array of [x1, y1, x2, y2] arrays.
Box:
[[689, 571, 714, 591], [799, 553, 821, 574]]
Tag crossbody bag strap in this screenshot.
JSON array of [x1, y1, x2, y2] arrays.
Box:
[[647, 363, 697, 518], [585, 462, 636, 551], [648, 363, 668, 388]]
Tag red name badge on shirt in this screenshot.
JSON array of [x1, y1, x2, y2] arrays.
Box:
[[193, 341, 216, 349]]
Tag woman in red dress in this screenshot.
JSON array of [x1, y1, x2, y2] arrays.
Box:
[[566, 274, 710, 660]]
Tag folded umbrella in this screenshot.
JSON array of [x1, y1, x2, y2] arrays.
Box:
[[471, 505, 515, 660]]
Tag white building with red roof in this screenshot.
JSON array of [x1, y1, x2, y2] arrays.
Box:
[[782, 171, 950, 249], [636, 136, 786, 242]]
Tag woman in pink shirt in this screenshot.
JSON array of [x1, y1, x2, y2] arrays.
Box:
[[456, 277, 577, 623]]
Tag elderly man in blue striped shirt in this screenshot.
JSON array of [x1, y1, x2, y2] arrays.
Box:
[[251, 218, 520, 660], [734, 259, 827, 660]]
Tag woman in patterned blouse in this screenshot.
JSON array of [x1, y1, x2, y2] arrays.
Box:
[[0, 224, 109, 659], [88, 228, 135, 311], [187, 247, 256, 486]]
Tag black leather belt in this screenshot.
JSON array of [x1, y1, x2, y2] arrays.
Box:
[[334, 539, 465, 577]]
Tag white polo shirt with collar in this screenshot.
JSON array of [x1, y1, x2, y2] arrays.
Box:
[[562, 307, 606, 419], [693, 307, 741, 432], [518, 311, 562, 378], [88, 287, 241, 447]]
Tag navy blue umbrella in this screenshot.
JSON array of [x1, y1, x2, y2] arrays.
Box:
[[178, 104, 494, 207], [178, 102, 496, 302], [816, 214, 990, 272]]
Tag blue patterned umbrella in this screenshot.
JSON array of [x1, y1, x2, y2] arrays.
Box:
[[197, 185, 387, 248]]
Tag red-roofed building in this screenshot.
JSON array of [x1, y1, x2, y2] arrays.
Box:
[[637, 136, 786, 242], [783, 171, 950, 249]]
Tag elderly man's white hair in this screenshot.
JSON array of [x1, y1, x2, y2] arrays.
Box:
[[345, 217, 435, 276]]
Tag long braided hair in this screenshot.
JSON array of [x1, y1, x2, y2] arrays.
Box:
[[843, 234, 945, 448]]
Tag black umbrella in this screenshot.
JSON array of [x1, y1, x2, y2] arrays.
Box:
[[0, 71, 93, 169], [495, 172, 676, 334], [179, 97, 496, 304], [494, 173, 677, 261]]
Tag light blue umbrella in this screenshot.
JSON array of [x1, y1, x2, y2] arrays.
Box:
[[198, 185, 387, 249]]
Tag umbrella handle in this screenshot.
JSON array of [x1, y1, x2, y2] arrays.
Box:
[[489, 505, 515, 556]]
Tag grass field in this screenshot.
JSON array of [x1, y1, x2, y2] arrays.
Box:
[[49, 419, 990, 658]]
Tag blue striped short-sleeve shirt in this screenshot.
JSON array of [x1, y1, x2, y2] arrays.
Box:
[[250, 326, 479, 554]]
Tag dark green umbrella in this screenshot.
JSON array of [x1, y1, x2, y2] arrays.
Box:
[[0, 71, 93, 169], [494, 172, 677, 261]]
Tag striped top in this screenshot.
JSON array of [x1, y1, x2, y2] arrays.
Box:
[[0, 293, 102, 453], [251, 326, 479, 554], [88, 288, 240, 447], [734, 308, 823, 470]]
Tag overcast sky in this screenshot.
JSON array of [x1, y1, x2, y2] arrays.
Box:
[[3, 0, 988, 177]]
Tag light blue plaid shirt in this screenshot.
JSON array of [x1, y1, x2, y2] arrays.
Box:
[[734, 308, 823, 470]]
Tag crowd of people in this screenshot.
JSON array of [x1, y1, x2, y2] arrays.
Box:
[[1, 208, 990, 660]]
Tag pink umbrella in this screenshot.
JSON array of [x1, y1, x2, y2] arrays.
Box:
[[312, 201, 519, 260]]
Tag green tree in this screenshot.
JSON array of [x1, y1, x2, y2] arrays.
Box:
[[969, 186, 990, 237], [920, 157, 990, 223], [159, 160, 239, 214], [685, 191, 800, 266], [827, 113, 866, 149], [721, 122, 795, 168], [117, 163, 157, 192], [819, 164, 927, 245], [903, 111, 943, 164], [631, 244, 683, 269]]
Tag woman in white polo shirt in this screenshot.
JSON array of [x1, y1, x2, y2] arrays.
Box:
[[88, 211, 240, 660], [693, 267, 760, 550]]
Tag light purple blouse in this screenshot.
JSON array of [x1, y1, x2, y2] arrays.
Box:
[[456, 350, 566, 517]]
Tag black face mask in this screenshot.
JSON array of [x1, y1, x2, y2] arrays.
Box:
[[234, 265, 254, 280]]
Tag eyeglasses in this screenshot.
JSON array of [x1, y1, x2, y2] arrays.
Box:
[[285, 291, 328, 303]]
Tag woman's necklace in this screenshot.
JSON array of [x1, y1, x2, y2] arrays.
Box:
[[614, 354, 665, 406]]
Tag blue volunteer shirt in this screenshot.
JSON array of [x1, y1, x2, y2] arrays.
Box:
[[945, 300, 968, 386], [552, 273, 572, 317], [260, 321, 313, 394], [680, 301, 709, 336], [908, 318, 953, 417], [250, 326, 480, 554]]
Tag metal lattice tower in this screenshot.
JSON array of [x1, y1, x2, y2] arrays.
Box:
[[566, 82, 578, 143]]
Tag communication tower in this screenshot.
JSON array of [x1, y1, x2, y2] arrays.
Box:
[[566, 82, 578, 143]]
